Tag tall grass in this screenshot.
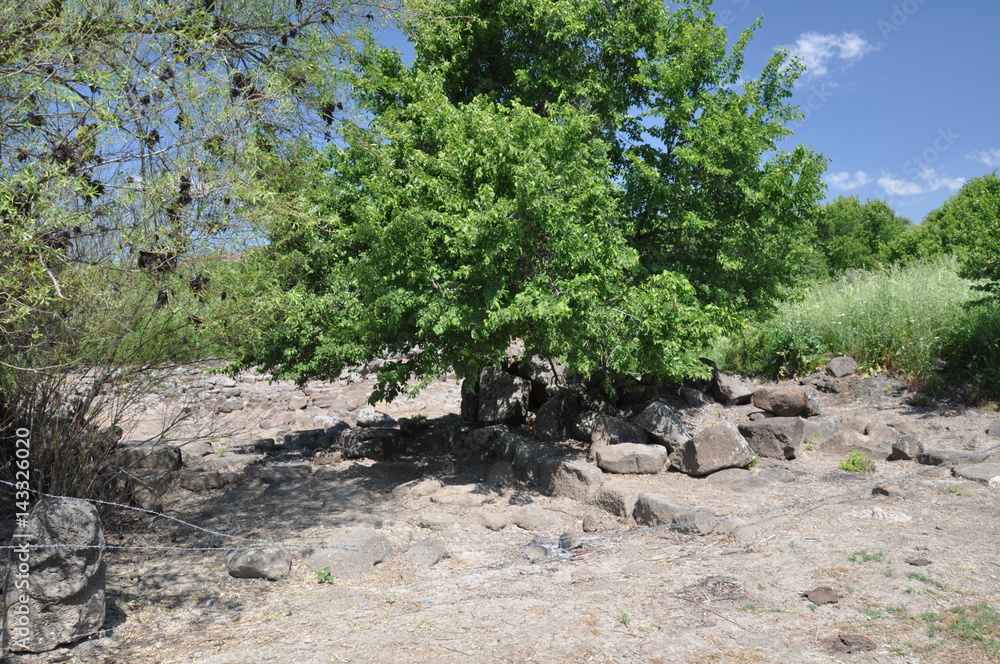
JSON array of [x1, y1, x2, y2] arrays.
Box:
[[716, 258, 1000, 396]]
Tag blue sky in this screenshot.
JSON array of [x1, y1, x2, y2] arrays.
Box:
[[379, 1, 1000, 224], [712, 0, 1000, 223]]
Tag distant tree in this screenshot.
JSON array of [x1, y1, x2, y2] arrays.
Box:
[[813, 196, 912, 274], [228, 0, 828, 402], [885, 173, 1000, 271]]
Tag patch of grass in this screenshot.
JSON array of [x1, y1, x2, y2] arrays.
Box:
[[713, 259, 1000, 399], [841, 450, 876, 472], [740, 604, 762, 612], [907, 572, 946, 590], [919, 604, 1000, 656], [884, 568, 896, 578], [849, 550, 886, 563], [860, 605, 885, 619]]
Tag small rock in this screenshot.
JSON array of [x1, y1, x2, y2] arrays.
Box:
[[596, 443, 668, 474], [673, 422, 755, 475], [752, 386, 820, 417], [681, 386, 715, 407], [511, 505, 562, 532], [226, 546, 292, 581], [872, 484, 908, 498], [889, 435, 923, 461], [356, 407, 394, 428], [804, 586, 840, 605], [558, 533, 583, 550], [218, 397, 244, 413], [300, 528, 391, 580], [736, 418, 803, 461], [905, 558, 932, 567], [710, 370, 754, 406], [953, 462, 1000, 484], [417, 512, 456, 531], [480, 512, 509, 531], [631, 401, 691, 450], [391, 477, 443, 500], [408, 538, 450, 569], [827, 356, 858, 377], [582, 514, 601, 533]]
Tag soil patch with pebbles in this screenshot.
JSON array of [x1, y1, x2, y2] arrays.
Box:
[[5, 365, 1000, 664]]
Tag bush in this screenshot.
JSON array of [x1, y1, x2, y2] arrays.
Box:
[[716, 259, 978, 388]]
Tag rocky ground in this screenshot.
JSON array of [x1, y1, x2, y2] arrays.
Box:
[[5, 361, 1000, 664]]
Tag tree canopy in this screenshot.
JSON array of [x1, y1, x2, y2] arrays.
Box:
[[812, 196, 912, 275], [227, 0, 829, 401]]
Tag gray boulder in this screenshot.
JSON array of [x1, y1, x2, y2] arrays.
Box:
[[888, 435, 924, 461], [633, 493, 716, 534], [533, 391, 581, 442], [865, 422, 901, 444], [672, 422, 755, 475], [827, 356, 859, 377], [513, 355, 569, 408], [952, 463, 1000, 484], [681, 386, 715, 407], [341, 427, 406, 460], [710, 370, 754, 406], [478, 366, 531, 425], [596, 443, 668, 474], [583, 413, 649, 459], [356, 407, 394, 428], [822, 430, 891, 460], [752, 386, 821, 417], [2, 499, 106, 653], [594, 482, 639, 520], [408, 538, 451, 569], [300, 528, 392, 580], [738, 417, 805, 460], [226, 546, 292, 581], [802, 417, 839, 448], [631, 401, 691, 451], [539, 459, 604, 501]]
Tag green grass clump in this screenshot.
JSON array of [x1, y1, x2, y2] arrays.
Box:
[[841, 450, 876, 472], [715, 258, 1000, 399]]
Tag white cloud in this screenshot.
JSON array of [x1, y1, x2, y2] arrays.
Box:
[[878, 168, 965, 197], [826, 170, 872, 191], [786, 32, 877, 79], [918, 167, 965, 193], [879, 175, 923, 196], [968, 149, 1000, 168]]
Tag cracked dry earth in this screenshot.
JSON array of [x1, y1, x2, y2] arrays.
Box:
[[8, 367, 1000, 664]]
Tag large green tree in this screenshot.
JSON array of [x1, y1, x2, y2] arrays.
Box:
[[230, 0, 828, 401]]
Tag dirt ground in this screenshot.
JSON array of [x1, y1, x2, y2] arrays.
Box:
[[5, 369, 1000, 664]]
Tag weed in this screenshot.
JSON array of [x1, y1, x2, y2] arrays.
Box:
[[385, 593, 397, 604], [849, 550, 886, 563], [887, 605, 911, 618], [841, 450, 876, 472], [316, 566, 334, 583], [616, 607, 632, 628], [860, 605, 885, 619], [740, 604, 761, 612], [884, 568, 895, 578], [907, 572, 946, 590], [788, 540, 799, 552], [941, 604, 1000, 654], [805, 443, 816, 451], [949, 487, 963, 495], [808, 603, 818, 611], [747, 457, 759, 469]]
